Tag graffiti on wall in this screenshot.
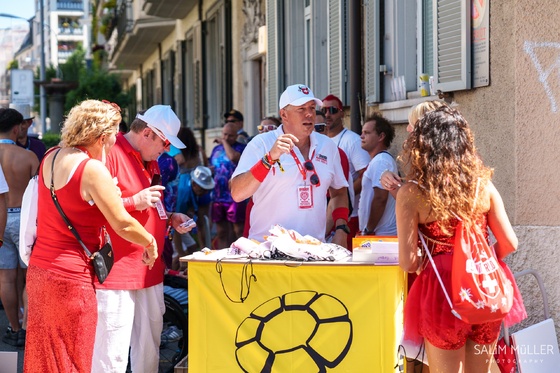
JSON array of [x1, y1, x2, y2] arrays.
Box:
[[524, 41, 560, 113]]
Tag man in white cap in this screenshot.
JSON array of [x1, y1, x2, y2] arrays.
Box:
[[231, 84, 349, 247], [9, 103, 46, 161], [92, 105, 195, 373]]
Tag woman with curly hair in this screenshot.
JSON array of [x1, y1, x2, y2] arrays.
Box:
[[24, 100, 158, 372], [396, 106, 522, 372]]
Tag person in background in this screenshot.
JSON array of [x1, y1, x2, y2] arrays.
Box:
[[359, 113, 397, 236], [24, 100, 158, 372], [316, 110, 352, 249], [10, 103, 47, 162], [0, 108, 39, 349], [166, 165, 215, 268], [224, 109, 249, 144], [380, 100, 447, 196], [92, 105, 194, 373], [397, 106, 520, 373], [258, 116, 281, 134], [231, 84, 348, 247], [174, 127, 209, 170], [321, 94, 370, 243], [209, 122, 247, 249]]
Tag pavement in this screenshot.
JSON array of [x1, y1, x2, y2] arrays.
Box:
[[0, 306, 24, 373]]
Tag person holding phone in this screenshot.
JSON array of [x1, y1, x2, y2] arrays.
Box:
[[92, 105, 194, 373]]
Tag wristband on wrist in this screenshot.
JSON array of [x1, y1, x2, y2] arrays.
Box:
[[145, 237, 155, 248], [250, 159, 270, 182], [261, 155, 272, 169], [265, 152, 277, 164], [332, 207, 349, 224], [122, 197, 135, 211]]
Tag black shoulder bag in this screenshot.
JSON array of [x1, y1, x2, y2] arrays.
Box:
[[50, 149, 114, 283]]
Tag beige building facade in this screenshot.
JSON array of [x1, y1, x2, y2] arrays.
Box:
[[103, 0, 559, 337]]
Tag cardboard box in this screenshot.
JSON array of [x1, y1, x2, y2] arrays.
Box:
[[352, 236, 399, 264], [174, 355, 188, 373]]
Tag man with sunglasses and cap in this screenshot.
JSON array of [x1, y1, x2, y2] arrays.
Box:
[[231, 84, 349, 248], [92, 105, 194, 373], [322, 94, 370, 244], [224, 109, 249, 144]]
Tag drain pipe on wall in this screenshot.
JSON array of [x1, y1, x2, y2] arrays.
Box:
[[349, 0, 362, 133]]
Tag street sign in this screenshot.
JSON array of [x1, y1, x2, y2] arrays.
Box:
[[10, 69, 34, 104]]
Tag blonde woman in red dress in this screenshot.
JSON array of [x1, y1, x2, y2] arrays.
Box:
[[24, 100, 158, 372]]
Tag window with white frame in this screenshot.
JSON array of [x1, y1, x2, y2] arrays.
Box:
[[364, 0, 471, 104], [265, 0, 346, 116], [205, 3, 226, 129]]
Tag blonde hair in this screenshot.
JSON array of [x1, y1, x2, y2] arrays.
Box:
[[408, 100, 447, 127], [61, 100, 121, 147]]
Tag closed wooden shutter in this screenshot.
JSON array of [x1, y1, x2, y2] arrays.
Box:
[[266, 0, 279, 116], [433, 0, 471, 92], [364, 0, 380, 104], [193, 20, 203, 128]]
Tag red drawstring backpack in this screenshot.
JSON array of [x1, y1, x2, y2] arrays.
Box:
[[419, 180, 514, 324]]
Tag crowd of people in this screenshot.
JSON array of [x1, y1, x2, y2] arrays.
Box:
[[0, 82, 521, 372]]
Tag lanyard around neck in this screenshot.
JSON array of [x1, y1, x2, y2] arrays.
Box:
[[0, 139, 16, 145], [290, 149, 315, 181]]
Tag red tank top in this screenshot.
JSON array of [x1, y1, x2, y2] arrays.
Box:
[[30, 158, 108, 283]]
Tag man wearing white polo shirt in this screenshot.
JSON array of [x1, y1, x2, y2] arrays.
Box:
[[231, 84, 349, 247]]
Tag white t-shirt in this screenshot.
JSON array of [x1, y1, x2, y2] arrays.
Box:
[[232, 126, 348, 241], [358, 151, 398, 236], [330, 129, 371, 218], [0, 164, 8, 194]]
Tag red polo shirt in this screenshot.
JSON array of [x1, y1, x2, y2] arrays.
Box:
[[95, 133, 167, 289]]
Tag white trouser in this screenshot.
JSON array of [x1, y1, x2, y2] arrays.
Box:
[[92, 283, 165, 373]]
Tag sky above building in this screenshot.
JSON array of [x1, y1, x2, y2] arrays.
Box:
[[0, 0, 35, 30]]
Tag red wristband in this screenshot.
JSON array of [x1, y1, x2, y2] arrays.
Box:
[[123, 197, 135, 212], [250, 160, 269, 182], [332, 207, 349, 223]]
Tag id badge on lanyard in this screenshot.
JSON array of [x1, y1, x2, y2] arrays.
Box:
[[292, 149, 315, 209], [297, 185, 313, 209]]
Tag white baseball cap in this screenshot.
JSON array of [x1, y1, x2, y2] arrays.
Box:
[[279, 84, 322, 110], [9, 103, 34, 120], [136, 105, 186, 149]]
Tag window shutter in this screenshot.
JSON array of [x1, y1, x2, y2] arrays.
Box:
[[193, 20, 203, 129], [364, 0, 380, 104], [266, 0, 279, 116], [326, 0, 350, 103], [175, 40, 185, 124], [433, 0, 471, 92]]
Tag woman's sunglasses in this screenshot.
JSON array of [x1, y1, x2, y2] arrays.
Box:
[[314, 123, 326, 133], [257, 124, 277, 132]]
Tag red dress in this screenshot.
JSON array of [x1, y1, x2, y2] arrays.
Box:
[[25, 158, 107, 372], [403, 217, 526, 350]]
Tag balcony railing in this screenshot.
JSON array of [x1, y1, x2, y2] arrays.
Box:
[[58, 27, 83, 35], [56, 1, 84, 11]]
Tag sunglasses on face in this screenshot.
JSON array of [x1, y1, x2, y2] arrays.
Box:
[[257, 124, 277, 132], [314, 123, 326, 133], [225, 119, 240, 124], [150, 126, 171, 148], [321, 106, 341, 115], [304, 160, 320, 186]]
